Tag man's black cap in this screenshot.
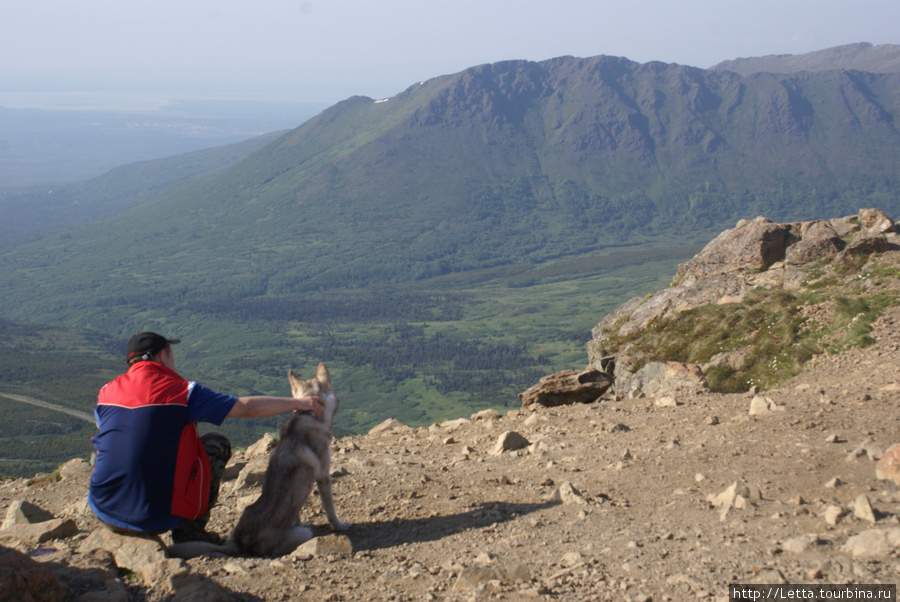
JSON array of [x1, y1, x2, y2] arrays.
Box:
[[126, 332, 180, 362]]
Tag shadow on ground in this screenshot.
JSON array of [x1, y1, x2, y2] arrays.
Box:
[[315, 500, 559, 552]]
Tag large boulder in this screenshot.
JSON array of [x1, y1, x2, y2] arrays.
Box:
[[614, 361, 708, 399], [518, 368, 613, 408], [0, 545, 68, 601], [783, 220, 845, 265], [674, 216, 792, 284]]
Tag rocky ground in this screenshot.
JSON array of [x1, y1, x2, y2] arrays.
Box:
[[4, 310, 900, 601], [5, 218, 900, 601]]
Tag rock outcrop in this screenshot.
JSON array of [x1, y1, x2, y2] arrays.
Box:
[[584, 209, 897, 397]]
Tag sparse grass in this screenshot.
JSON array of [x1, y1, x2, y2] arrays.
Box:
[[824, 292, 896, 353], [601, 280, 899, 393], [865, 262, 900, 280]]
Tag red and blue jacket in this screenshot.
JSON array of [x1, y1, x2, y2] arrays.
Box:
[[88, 361, 236, 532]]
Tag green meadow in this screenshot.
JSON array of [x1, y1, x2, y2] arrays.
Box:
[[0, 247, 687, 478]]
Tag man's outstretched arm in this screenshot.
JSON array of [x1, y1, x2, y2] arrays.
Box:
[[227, 395, 323, 419]]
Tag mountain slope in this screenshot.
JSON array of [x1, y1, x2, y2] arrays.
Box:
[[0, 130, 286, 246], [1, 53, 899, 326]]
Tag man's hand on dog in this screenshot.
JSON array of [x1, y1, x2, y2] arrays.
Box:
[[295, 395, 325, 419]]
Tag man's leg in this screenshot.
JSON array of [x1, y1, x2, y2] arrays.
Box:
[[171, 432, 232, 543]]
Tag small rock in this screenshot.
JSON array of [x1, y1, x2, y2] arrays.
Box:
[[842, 528, 900, 558], [528, 439, 551, 455], [440, 418, 471, 431], [876, 443, 900, 492], [749, 395, 784, 415], [490, 431, 530, 455], [222, 562, 247, 575], [852, 494, 877, 524], [368, 418, 408, 435], [141, 557, 191, 592], [58, 458, 92, 480], [549, 481, 588, 505], [522, 413, 543, 427], [231, 458, 268, 491], [0, 518, 78, 548], [471, 409, 500, 421], [782, 534, 821, 554], [245, 432, 277, 456], [655, 396, 678, 407], [708, 481, 760, 519], [292, 534, 353, 558], [751, 568, 786, 584], [453, 556, 530, 589], [824, 477, 842, 489], [1, 500, 55, 529], [824, 505, 845, 526], [847, 435, 877, 462], [78, 529, 166, 573]]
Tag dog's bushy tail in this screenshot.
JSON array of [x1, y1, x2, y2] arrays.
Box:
[[167, 538, 239, 559]]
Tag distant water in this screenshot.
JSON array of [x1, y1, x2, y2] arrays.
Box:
[[0, 91, 177, 112]]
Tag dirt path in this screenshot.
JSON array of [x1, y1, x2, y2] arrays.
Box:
[[0, 392, 94, 424]]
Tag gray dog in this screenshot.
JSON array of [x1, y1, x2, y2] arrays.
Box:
[[169, 363, 350, 557]]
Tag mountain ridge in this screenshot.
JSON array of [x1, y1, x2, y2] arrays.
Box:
[[711, 42, 900, 75], [4, 52, 899, 323]]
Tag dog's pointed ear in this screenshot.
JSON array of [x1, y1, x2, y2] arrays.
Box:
[[316, 362, 332, 385], [288, 369, 300, 386]]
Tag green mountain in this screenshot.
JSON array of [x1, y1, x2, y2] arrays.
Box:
[[3, 54, 899, 318], [1, 51, 900, 464]]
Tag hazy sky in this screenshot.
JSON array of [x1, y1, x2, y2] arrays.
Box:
[[2, 0, 898, 106]]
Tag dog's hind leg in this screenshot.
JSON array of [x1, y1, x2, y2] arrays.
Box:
[[317, 476, 351, 531]]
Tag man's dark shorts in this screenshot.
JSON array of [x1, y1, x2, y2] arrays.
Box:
[[101, 432, 232, 544]]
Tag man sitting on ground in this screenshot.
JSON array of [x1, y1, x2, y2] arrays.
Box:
[[88, 331, 324, 542]]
